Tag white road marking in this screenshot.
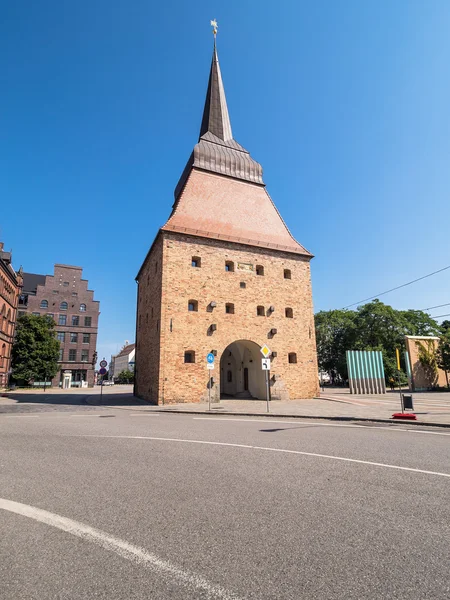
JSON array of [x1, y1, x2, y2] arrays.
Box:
[[193, 417, 367, 428], [129, 413, 160, 417], [67, 435, 450, 478], [0, 498, 241, 600], [5, 415, 39, 418], [193, 417, 450, 436], [70, 414, 103, 417]]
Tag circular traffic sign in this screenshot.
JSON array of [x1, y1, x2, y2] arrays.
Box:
[[206, 353, 215, 364], [99, 360, 107, 368], [99, 367, 107, 375]]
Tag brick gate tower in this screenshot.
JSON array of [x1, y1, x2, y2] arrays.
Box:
[[135, 38, 318, 404]]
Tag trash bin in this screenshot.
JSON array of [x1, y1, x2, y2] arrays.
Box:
[[402, 394, 414, 410]]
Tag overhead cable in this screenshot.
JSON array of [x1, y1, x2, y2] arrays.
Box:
[[342, 265, 450, 309]]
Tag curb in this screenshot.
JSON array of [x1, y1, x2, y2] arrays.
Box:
[[122, 408, 450, 429]]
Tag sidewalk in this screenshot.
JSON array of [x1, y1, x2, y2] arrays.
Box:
[[91, 388, 450, 427]]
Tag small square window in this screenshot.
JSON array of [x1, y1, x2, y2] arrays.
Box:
[[184, 351, 195, 363], [81, 350, 89, 362], [285, 308, 294, 318], [240, 282, 246, 289], [288, 353, 297, 364], [225, 261, 234, 272], [57, 332, 65, 342], [257, 306, 265, 316], [83, 333, 90, 344], [188, 300, 198, 312], [284, 269, 291, 280], [32, 312, 40, 316], [225, 303, 235, 314], [72, 316, 79, 326], [256, 265, 264, 276], [192, 257, 201, 268], [70, 333, 78, 343], [58, 315, 67, 326], [63, 282, 69, 287], [84, 317, 92, 327]]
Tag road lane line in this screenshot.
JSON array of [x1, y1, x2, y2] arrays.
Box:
[[192, 418, 450, 435], [0, 498, 241, 600], [70, 414, 103, 417], [129, 413, 160, 417], [66, 435, 450, 478], [193, 418, 367, 428], [5, 415, 39, 418]]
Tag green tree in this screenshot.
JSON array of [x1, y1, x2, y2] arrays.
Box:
[[436, 330, 450, 387], [315, 300, 441, 383], [116, 369, 134, 384], [314, 309, 356, 381], [11, 314, 60, 384]]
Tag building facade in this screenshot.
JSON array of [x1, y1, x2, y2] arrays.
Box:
[[0, 242, 22, 388], [135, 41, 318, 404], [111, 343, 135, 381], [20, 264, 99, 387]]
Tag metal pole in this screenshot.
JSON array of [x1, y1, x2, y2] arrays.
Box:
[[397, 371, 403, 412], [208, 375, 211, 411], [265, 369, 270, 413], [100, 375, 103, 399]]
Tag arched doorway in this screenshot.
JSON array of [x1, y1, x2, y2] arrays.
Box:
[[220, 340, 266, 399]]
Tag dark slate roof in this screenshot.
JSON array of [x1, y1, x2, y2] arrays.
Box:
[[22, 272, 46, 294], [174, 43, 264, 199]]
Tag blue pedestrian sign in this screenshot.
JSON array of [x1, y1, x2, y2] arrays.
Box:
[[206, 353, 215, 364]]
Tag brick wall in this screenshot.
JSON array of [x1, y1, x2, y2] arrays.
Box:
[[134, 236, 164, 402], [136, 232, 318, 404]]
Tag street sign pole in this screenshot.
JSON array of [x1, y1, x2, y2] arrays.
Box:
[[265, 369, 270, 413], [208, 374, 211, 411], [206, 353, 215, 411]]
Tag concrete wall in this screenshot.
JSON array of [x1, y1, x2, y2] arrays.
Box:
[[406, 336, 448, 391]]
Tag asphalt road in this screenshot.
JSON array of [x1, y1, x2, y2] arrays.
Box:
[[0, 404, 449, 599]]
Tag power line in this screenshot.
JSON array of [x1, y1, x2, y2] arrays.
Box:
[[423, 302, 450, 311], [342, 264, 450, 309], [430, 313, 450, 319]]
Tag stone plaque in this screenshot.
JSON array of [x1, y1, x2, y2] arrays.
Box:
[[237, 263, 254, 271]]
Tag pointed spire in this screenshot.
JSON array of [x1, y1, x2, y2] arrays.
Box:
[[199, 42, 233, 142]]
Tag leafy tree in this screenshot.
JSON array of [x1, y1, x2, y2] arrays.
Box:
[[315, 300, 441, 383], [436, 330, 450, 387], [116, 369, 134, 384], [315, 309, 356, 382], [11, 314, 60, 384], [441, 320, 450, 333]]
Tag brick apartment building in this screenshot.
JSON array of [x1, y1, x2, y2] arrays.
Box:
[[19, 264, 99, 387], [135, 40, 318, 404], [0, 242, 23, 388]]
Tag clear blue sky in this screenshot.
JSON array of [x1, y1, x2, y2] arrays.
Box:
[[2, 1, 450, 363]]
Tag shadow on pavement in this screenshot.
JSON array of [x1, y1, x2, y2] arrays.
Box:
[[2, 391, 144, 408]]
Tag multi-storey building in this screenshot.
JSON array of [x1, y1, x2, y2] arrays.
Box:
[[20, 264, 99, 387], [0, 242, 22, 388], [135, 40, 318, 404]]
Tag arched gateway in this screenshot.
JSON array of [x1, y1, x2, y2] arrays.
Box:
[[220, 340, 266, 400]]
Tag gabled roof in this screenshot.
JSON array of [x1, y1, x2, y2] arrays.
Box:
[[117, 343, 136, 358], [162, 41, 312, 258]]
